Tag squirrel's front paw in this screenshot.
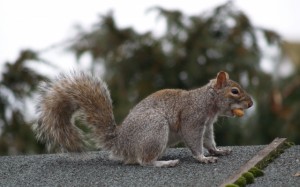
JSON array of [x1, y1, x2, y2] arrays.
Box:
[[194, 155, 218, 164], [209, 148, 232, 156]]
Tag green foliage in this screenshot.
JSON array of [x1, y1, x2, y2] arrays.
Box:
[[242, 172, 255, 184], [248, 167, 264, 177], [0, 49, 47, 155], [1, 1, 300, 155], [234, 176, 247, 187], [225, 184, 239, 187], [1, 50, 47, 97], [0, 111, 44, 155]]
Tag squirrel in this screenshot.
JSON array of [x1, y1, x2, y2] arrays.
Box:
[[33, 71, 253, 167]]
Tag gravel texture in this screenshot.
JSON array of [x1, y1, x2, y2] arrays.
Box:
[[0, 146, 263, 187], [249, 145, 300, 187]]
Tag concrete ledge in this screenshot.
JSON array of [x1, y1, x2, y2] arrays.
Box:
[[220, 138, 288, 186], [249, 145, 300, 186]]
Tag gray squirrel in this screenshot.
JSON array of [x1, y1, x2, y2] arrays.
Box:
[[33, 71, 253, 167]]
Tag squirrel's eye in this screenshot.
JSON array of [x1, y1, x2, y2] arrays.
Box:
[[231, 88, 239, 95]]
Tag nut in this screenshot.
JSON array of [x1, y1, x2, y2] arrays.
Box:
[[232, 109, 244, 117]]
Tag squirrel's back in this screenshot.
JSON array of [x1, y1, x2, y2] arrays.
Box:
[[33, 72, 117, 152]]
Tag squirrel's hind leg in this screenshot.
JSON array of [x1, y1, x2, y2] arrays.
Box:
[[134, 112, 177, 167]]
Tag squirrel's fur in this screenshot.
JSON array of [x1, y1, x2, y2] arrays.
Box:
[[33, 71, 253, 167]]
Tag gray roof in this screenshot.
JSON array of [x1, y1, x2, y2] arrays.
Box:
[[0, 146, 299, 187]]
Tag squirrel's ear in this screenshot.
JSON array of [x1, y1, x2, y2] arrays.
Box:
[[215, 71, 229, 89]]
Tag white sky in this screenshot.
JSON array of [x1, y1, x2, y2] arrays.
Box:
[[0, 0, 300, 73]]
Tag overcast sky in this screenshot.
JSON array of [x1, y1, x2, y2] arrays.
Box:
[[1, 0, 300, 73]]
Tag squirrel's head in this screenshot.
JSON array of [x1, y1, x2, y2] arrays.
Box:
[[211, 71, 253, 117]]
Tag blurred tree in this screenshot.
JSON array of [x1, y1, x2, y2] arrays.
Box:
[[0, 50, 47, 155], [1, 1, 300, 156], [69, 1, 297, 145]]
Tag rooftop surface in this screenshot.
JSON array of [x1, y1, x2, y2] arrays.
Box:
[[0, 145, 299, 187]]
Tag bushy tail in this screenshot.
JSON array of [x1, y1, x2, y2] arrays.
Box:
[[33, 72, 117, 152]]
